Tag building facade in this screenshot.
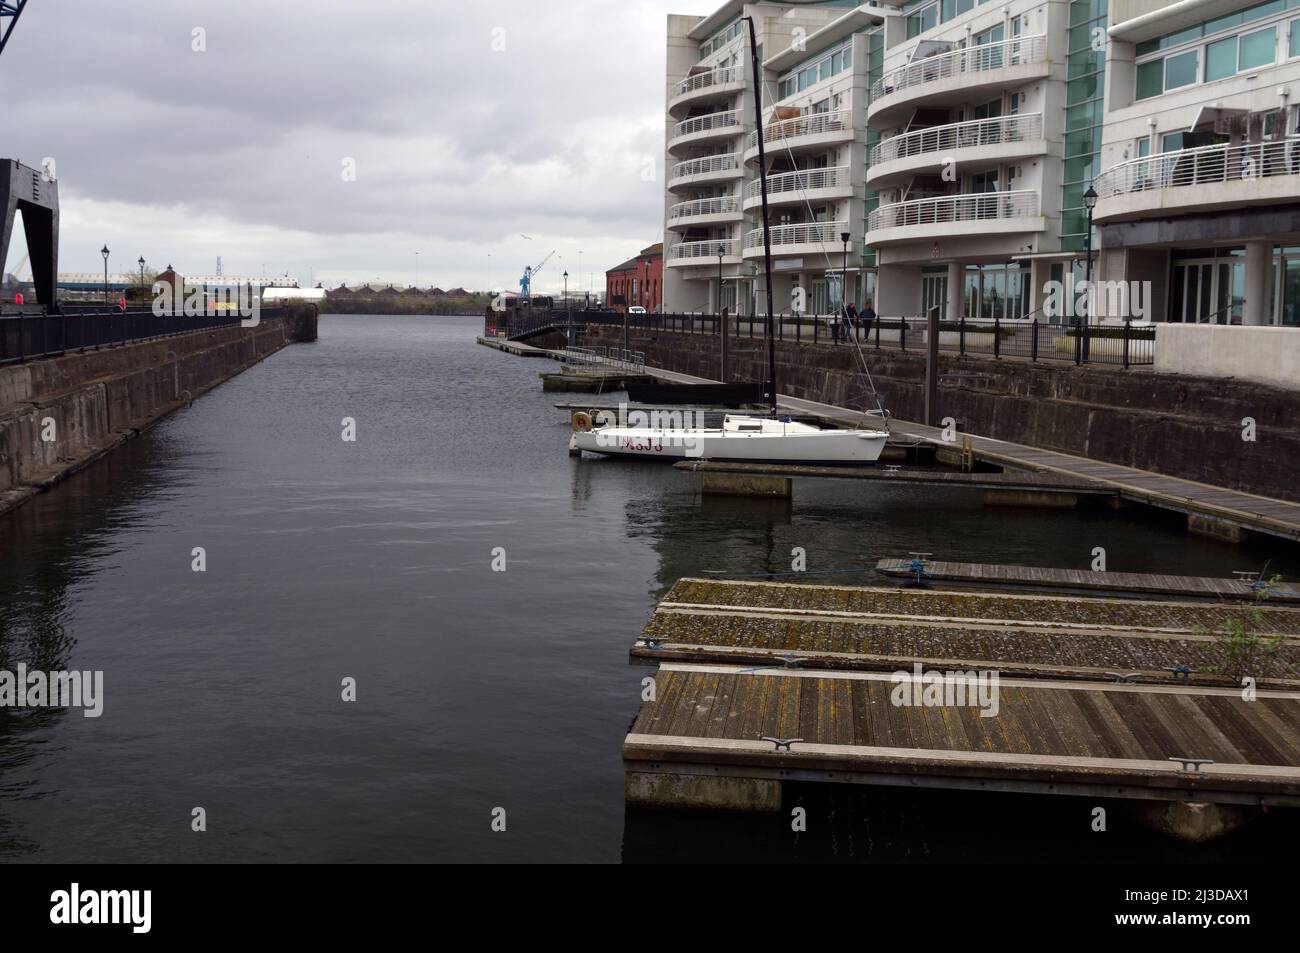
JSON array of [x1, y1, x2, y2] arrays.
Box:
[[661, 0, 1300, 327], [1097, 0, 1300, 326], [606, 243, 665, 311]]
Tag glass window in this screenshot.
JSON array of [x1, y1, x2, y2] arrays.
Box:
[[1161, 132, 1186, 151], [1165, 49, 1198, 88], [1068, 73, 1102, 101], [1243, 0, 1286, 26], [1137, 137, 1151, 158], [1160, 26, 1204, 50], [1206, 36, 1237, 78], [1291, 19, 1300, 56], [1239, 26, 1277, 69], [820, 59, 832, 81], [1136, 59, 1164, 99], [1205, 12, 1245, 36], [842, 45, 852, 69]]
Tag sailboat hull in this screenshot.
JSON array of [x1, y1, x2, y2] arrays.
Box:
[[569, 416, 888, 465]]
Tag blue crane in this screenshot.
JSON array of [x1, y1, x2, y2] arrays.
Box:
[[519, 250, 554, 299]]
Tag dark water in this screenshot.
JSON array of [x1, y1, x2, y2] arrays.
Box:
[[1, 314, 1296, 863]]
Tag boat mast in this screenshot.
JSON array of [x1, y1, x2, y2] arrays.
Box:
[[744, 15, 778, 417]]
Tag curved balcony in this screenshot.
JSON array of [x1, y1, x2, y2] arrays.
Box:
[[666, 238, 742, 268], [668, 66, 745, 117], [866, 190, 1042, 245], [867, 113, 1046, 188], [743, 166, 853, 211], [742, 220, 850, 259], [743, 110, 852, 164], [867, 36, 1048, 127], [1092, 137, 1300, 224], [667, 196, 744, 231], [668, 109, 744, 155], [667, 153, 743, 193]]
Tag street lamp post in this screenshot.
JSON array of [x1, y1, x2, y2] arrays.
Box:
[[563, 270, 571, 345], [1082, 186, 1098, 306], [1082, 185, 1098, 363], [840, 231, 851, 342], [718, 243, 728, 380], [138, 256, 146, 296], [101, 245, 110, 306]]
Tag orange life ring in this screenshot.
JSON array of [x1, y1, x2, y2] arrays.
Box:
[[571, 411, 593, 432]]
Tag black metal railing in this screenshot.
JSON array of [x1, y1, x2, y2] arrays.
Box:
[[491, 308, 1156, 368], [0, 306, 281, 366]]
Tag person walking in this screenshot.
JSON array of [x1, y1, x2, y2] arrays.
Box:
[[845, 302, 858, 343], [830, 310, 840, 344]]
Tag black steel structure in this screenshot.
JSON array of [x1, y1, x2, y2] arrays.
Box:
[[1, 158, 59, 309], [0, 0, 29, 59]]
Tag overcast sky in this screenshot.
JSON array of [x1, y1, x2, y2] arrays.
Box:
[[2, 0, 710, 294]]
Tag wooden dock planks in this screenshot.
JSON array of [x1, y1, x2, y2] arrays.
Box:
[[875, 558, 1300, 602], [671, 460, 1108, 495], [625, 577, 1300, 807], [625, 664, 1300, 803]]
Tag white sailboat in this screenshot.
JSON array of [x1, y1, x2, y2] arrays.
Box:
[[567, 17, 889, 467], [569, 412, 888, 464]]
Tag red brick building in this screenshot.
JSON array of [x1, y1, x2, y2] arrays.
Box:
[[605, 243, 663, 312]]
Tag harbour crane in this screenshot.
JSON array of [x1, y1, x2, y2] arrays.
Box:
[[519, 249, 554, 299], [0, 0, 31, 59]]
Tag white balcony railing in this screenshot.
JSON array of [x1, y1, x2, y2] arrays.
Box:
[[870, 35, 1047, 101], [745, 166, 849, 200], [871, 113, 1044, 165], [671, 109, 742, 142], [669, 239, 739, 261], [744, 221, 849, 249], [746, 110, 850, 152], [1093, 136, 1300, 201], [668, 196, 742, 221], [868, 190, 1038, 231], [675, 65, 741, 99], [669, 153, 742, 181]]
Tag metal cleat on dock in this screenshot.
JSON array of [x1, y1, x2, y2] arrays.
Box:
[[640, 635, 669, 649], [1168, 757, 1216, 773], [777, 654, 803, 668], [760, 736, 803, 752], [1106, 672, 1142, 684], [1169, 665, 1192, 683], [906, 552, 934, 588]]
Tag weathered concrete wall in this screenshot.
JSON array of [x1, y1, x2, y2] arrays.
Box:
[[0, 306, 318, 515], [584, 326, 1300, 503], [1155, 324, 1300, 391]]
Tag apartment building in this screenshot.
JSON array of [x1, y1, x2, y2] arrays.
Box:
[[663, 2, 862, 316], [663, 0, 1300, 327], [1097, 0, 1300, 326]]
